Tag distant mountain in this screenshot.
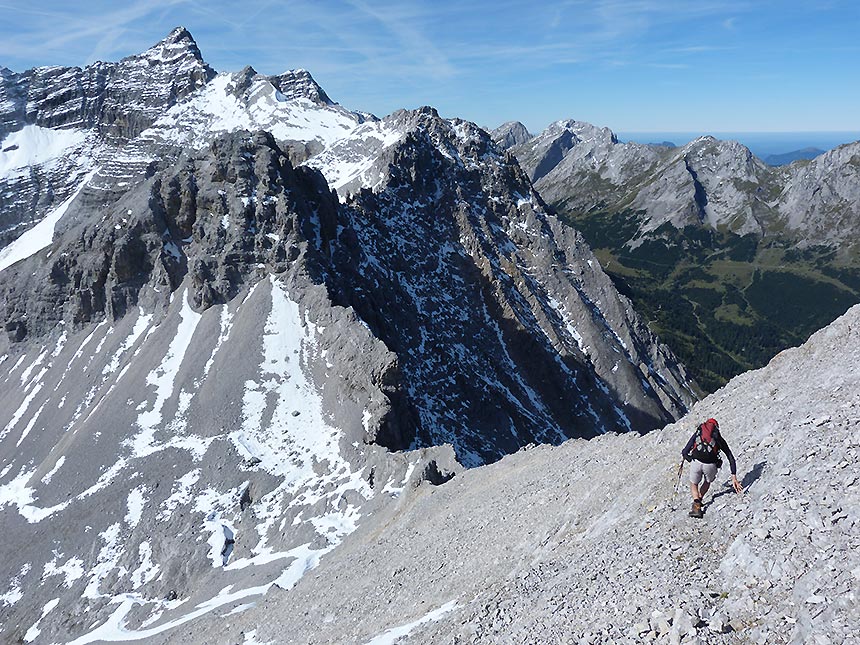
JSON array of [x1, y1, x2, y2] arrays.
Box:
[[763, 146, 825, 166], [490, 120, 532, 149], [646, 140, 677, 148], [508, 120, 860, 391], [0, 29, 695, 644]]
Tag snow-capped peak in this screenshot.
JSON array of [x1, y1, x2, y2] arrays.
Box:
[[137, 69, 363, 152], [135, 26, 207, 66]]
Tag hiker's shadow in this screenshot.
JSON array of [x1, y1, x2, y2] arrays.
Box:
[[710, 461, 766, 502]]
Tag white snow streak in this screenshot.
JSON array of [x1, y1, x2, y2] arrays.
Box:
[[65, 543, 326, 644], [41, 456, 66, 485], [0, 125, 86, 177], [128, 290, 201, 457], [363, 600, 459, 645], [0, 168, 98, 272], [103, 311, 153, 376]]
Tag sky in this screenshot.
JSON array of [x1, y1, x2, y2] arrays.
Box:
[[1, 0, 859, 134]]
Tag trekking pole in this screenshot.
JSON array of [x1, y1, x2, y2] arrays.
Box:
[[672, 459, 684, 498]]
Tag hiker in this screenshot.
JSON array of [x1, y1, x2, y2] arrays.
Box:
[[681, 418, 743, 518]]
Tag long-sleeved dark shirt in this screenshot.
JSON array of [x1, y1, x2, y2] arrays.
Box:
[[682, 431, 737, 475]]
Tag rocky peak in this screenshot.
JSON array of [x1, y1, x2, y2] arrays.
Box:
[[225, 65, 260, 97], [310, 108, 694, 462], [491, 120, 532, 150], [135, 25, 208, 67], [0, 27, 216, 144], [508, 119, 624, 186], [270, 68, 334, 106]]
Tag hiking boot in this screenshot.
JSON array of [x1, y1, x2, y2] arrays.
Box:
[[689, 498, 703, 519]]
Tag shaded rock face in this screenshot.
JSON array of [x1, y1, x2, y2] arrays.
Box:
[[270, 69, 335, 106], [512, 120, 860, 250], [323, 110, 692, 464]]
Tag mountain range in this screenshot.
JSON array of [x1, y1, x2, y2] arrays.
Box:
[[493, 120, 860, 391], [0, 28, 697, 643], [763, 147, 825, 166]]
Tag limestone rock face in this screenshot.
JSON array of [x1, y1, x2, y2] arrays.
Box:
[[319, 109, 693, 463], [0, 27, 214, 144], [777, 142, 860, 245], [0, 27, 215, 253]]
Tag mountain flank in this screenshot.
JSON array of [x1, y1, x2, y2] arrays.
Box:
[[180, 303, 860, 645]]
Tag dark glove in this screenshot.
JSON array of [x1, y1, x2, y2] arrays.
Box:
[[716, 458, 724, 468], [683, 454, 692, 463]]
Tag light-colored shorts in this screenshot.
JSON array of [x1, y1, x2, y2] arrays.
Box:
[[688, 460, 718, 485]]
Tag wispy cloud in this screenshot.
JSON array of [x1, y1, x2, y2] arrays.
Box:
[[344, 0, 456, 79], [0, 0, 188, 64], [2, 0, 855, 131]]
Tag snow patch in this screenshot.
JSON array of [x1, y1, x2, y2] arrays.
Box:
[[363, 600, 459, 645], [0, 124, 87, 177], [0, 168, 98, 272], [231, 277, 372, 555], [143, 72, 358, 151], [125, 486, 147, 527], [84, 523, 125, 599], [128, 290, 201, 457], [0, 563, 29, 607], [129, 542, 160, 589], [65, 543, 328, 644], [43, 553, 85, 588], [157, 470, 201, 521]]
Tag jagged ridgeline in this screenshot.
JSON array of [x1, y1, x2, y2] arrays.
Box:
[[0, 28, 693, 642], [497, 120, 860, 392]]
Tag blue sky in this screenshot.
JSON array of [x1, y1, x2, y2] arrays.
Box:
[[1, 0, 858, 133]]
